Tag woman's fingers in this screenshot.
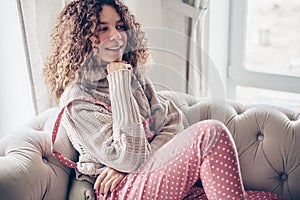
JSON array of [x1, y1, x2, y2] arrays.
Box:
[[106, 61, 132, 74], [110, 175, 123, 191], [103, 178, 114, 197], [94, 167, 127, 198], [100, 175, 111, 196], [100, 174, 120, 197], [94, 169, 107, 191]]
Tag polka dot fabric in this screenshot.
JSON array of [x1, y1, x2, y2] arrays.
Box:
[[96, 120, 283, 200], [200, 128, 245, 199]]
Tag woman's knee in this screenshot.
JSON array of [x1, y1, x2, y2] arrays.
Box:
[[194, 120, 231, 150], [179, 120, 231, 149], [195, 120, 228, 135]]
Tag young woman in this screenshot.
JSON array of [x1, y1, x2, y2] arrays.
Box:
[[44, 0, 283, 199]]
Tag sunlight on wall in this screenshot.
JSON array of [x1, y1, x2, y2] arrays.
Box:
[[0, 0, 34, 138]]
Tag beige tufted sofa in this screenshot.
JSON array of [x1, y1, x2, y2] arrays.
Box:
[[1, 0, 299, 199], [0, 91, 299, 200]]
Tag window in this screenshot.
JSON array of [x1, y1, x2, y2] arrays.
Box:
[[228, 0, 300, 110], [245, 0, 300, 75]]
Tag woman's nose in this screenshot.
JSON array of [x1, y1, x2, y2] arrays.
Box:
[[109, 28, 122, 41]]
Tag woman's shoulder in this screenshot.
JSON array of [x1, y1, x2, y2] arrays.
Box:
[[59, 83, 91, 106]]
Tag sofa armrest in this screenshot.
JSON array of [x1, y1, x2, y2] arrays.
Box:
[[0, 107, 77, 200]]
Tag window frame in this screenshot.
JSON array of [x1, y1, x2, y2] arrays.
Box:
[[227, 0, 300, 99]]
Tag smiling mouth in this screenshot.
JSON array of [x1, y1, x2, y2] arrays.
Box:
[[105, 45, 123, 51]]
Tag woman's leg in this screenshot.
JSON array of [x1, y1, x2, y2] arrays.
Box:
[[199, 125, 245, 199], [100, 120, 246, 200]]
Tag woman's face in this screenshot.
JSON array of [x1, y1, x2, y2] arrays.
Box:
[[94, 5, 127, 64]]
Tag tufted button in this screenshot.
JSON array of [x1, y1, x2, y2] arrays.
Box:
[[257, 132, 264, 141], [280, 172, 288, 181], [42, 157, 49, 164]]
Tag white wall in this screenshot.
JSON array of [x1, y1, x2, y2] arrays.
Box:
[[0, 0, 34, 138], [124, 0, 163, 27]]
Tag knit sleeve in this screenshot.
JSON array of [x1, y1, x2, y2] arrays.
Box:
[[61, 72, 151, 173], [106, 69, 141, 125], [105, 69, 151, 170]]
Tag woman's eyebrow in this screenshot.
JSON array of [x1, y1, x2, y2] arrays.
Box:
[[99, 19, 123, 25]]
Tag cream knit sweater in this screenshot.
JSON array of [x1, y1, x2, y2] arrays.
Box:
[[59, 69, 188, 181]]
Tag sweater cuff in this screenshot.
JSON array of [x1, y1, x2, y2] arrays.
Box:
[[107, 69, 141, 124]]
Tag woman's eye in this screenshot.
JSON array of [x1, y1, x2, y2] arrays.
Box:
[[116, 25, 125, 30], [99, 27, 108, 32]]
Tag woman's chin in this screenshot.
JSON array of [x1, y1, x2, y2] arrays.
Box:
[[102, 56, 123, 63]]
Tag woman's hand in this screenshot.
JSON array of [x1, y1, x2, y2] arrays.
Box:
[[106, 61, 132, 74], [94, 167, 127, 198]]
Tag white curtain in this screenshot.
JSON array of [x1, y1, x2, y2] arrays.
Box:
[[16, 0, 65, 115], [0, 0, 33, 138], [183, 0, 209, 97], [161, 0, 209, 97]]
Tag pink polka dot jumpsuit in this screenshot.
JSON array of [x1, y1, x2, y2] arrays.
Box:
[[95, 120, 283, 200]]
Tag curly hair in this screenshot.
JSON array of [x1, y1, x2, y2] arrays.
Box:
[[43, 0, 149, 102]]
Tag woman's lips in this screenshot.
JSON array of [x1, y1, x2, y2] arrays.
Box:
[[105, 45, 123, 51]]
